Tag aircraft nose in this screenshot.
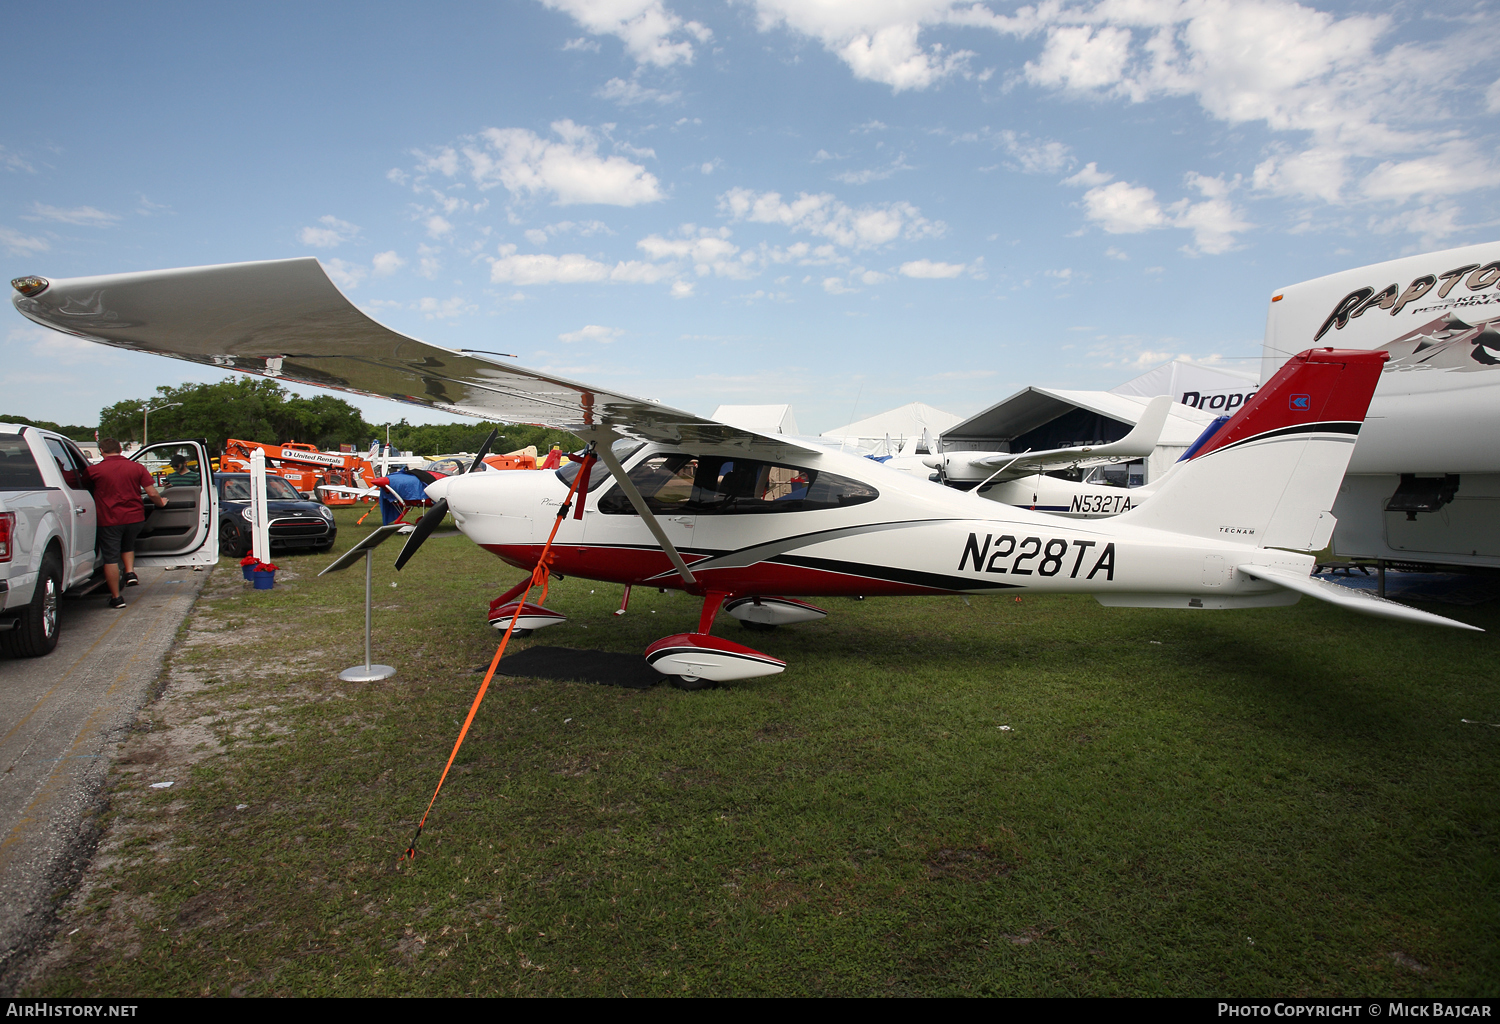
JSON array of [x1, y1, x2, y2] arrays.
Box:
[[425, 475, 452, 502]]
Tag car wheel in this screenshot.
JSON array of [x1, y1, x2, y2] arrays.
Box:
[[669, 674, 718, 691], [2, 551, 62, 658], [221, 522, 250, 559]]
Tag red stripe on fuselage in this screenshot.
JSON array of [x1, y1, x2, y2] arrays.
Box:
[[480, 543, 951, 598]]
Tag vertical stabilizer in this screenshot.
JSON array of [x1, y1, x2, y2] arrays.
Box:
[[1124, 348, 1387, 549]]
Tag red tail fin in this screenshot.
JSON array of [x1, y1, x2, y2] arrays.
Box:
[[1188, 348, 1387, 462]]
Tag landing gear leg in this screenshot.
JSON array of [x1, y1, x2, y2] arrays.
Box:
[[697, 591, 727, 634], [614, 585, 631, 617]]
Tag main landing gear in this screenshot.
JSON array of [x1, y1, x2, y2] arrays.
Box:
[[481, 583, 824, 689], [645, 592, 787, 690]]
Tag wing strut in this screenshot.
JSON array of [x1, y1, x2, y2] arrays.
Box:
[[595, 435, 697, 586]]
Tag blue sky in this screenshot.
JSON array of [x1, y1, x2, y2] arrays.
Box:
[[4, 0, 1497, 434]]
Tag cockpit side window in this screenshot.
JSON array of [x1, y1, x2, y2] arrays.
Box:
[[597, 453, 699, 515], [598, 453, 878, 515], [694, 457, 877, 513]]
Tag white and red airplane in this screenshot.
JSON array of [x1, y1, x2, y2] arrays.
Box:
[[9, 259, 1480, 689]]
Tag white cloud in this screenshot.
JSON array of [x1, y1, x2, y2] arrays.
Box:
[[541, 0, 711, 67], [1079, 181, 1169, 235], [822, 276, 857, 294], [1024, 25, 1132, 92], [424, 120, 662, 207], [753, 0, 1497, 237], [753, 1, 979, 92], [1172, 174, 1252, 255], [417, 244, 442, 279], [425, 215, 453, 239], [525, 228, 549, 245], [1368, 204, 1465, 250], [562, 36, 600, 53], [0, 227, 49, 256], [322, 258, 367, 290], [1359, 142, 1498, 204], [597, 76, 681, 105], [372, 251, 405, 276], [418, 296, 477, 320], [638, 226, 754, 279], [899, 259, 966, 279], [25, 203, 120, 228], [670, 280, 696, 298], [991, 131, 1071, 175], [1, 146, 35, 174], [10, 323, 110, 366], [1062, 161, 1112, 188], [490, 245, 672, 286], [832, 154, 913, 185], [559, 324, 623, 343], [1074, 172, 1251, 254], [719, 187, 941, 251], [299, 214, 359, 248]]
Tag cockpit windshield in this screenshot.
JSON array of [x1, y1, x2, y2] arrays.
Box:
[[554, 437, 644, 491]]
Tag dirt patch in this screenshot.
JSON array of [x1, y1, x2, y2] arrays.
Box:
[[925, 846, 1014, 883]]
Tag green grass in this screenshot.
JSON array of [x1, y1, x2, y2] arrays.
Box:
[[29, 507, 1500, 996]]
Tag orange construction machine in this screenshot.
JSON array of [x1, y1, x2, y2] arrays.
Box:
[[219, 440, 373, 505]]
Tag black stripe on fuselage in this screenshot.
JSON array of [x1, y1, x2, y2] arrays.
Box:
[[1197, 421, 1360, 458], [769, 553, 1022, 593]]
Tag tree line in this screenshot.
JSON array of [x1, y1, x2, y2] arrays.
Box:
[[22, 377, 583, 456]]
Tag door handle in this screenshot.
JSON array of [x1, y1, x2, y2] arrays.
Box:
[[668, 517, 693, 527], [73, 506, 87, 515]]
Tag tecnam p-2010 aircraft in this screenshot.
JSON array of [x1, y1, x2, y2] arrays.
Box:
[[10, 259, 1480, 687]]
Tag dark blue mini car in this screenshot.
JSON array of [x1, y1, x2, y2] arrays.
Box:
[[215, 473, 338, 559]]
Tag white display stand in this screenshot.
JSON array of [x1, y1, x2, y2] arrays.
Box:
[[318, 524, 406, 682], [249, 449, 271, 563]]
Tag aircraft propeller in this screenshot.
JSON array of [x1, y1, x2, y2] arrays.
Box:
[[393, 429, 499, 570]]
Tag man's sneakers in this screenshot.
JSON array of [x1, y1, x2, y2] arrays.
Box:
[[123, 572, 139, 587], [108, 596, 127, 610]]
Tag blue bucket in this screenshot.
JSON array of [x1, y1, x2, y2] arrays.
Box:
[[242, 564, 256, 580], [252, 569, 275, 590]]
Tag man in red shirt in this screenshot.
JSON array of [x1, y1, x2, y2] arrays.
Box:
[[88, 438, 167, 609]]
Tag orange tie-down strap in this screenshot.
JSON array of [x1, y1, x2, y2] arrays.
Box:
[[400, 452, 590, 863]]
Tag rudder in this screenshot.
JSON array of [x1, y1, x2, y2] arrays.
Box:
[[1124, 348, 1387, 549]]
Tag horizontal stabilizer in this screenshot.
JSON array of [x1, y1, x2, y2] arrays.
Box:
[[1237, 564, 1482, 631]]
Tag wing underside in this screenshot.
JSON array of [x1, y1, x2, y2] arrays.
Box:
[[12, 258, 813, 456]]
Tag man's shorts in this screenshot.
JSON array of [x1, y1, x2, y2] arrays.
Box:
[[99, 521, 146, 564]]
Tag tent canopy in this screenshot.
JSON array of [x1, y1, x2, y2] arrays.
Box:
[[944, 387, 1215, 451], [821, 402, 961, 444], [711, 404, 800, 436]]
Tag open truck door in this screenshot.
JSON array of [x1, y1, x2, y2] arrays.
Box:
[[129, 440, 219, 568]]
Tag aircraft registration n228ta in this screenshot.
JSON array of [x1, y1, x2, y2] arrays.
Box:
[[10, 259, 1481, 688]]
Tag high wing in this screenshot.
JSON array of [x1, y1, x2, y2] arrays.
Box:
[[10, 258, 816, 458], [932, 395, 1173, 480], [316, 485, 378, 500]]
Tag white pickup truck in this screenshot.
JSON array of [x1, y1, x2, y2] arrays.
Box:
[[0, 425, 218, 657]]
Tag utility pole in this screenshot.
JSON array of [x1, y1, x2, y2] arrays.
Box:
[[140, 402, 182, 447]]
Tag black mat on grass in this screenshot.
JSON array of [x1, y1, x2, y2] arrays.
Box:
[[491, 646, 660, 689]]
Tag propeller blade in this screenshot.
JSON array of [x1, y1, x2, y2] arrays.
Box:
[[468, 429, 500, 473], [393, 498, 449, 570]]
